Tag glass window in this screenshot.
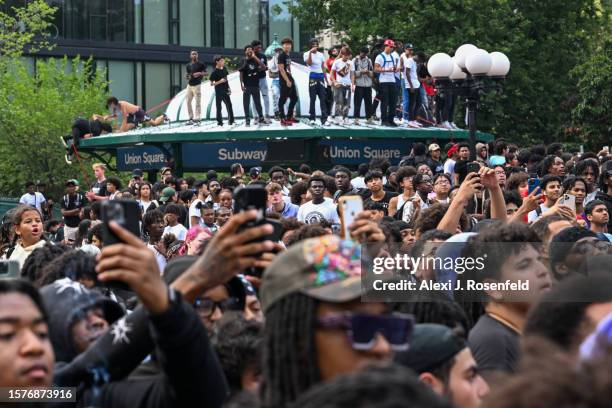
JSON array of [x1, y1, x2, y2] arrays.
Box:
[[108, 61, 135, 103], [180, 0, 204, 46], [223, 0, 235, 48], [135, 0, 143, 43], [236, 0, 259, 48], [145, 62, 170, 112], [269, 0, 292, 45], [144, 0, 169, 45], [210, 0, 224, 47]]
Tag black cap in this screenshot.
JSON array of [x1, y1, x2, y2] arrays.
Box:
[[405, 43, 414, 49], [250, 167, 262, 177], [132, 169, 143, 177], [395, 324, 466, 373]]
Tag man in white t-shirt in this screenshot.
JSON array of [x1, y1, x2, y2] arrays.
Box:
[[303, 38, 329, 125], [163, 204, 187, 241], [19, 181, 46, 214], [527, 175, 563, 222], [443, 143, 459, 186], [189, 180, 208, 227], [331, 48, 354, 124], [399, 43, 422, 128], [374, 39, 400, 127], [297, 177, 340, 224]]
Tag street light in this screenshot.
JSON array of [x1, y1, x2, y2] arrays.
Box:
[[428, 45, 510, 160]]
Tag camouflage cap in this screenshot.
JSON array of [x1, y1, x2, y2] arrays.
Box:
[[261, 235, 363, 312]]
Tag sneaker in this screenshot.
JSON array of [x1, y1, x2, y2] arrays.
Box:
[[186, 119, 194, 125], [309, 119, 316, 125], [386, 121, 398, 127], [353, 119, 360, 125], [274, 112, 280, 120], [334, 117, 342, 125], [366, 118, 374, 125], [450, 122, 459, 129], [441, 121, 453, 129], [254, 118, 259, 125], [65, 153, 73, 165], [60, 136, 69, 148], [321, 120, 330, 126], [287, 117, 298, 124], [246, 120, 251, 127], [229, 120, 235, 126], [217, 122, 223, 126], [259, 117, 269, 126], [373, 115, 380, 121], [344, 118, 351, 125], [263, 117, 272, 124], [280, 119, 293, 126], [327, 116, 334, 123]]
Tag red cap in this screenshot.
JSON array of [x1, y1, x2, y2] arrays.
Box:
[[384, 39, 395, 47], [447, 143, 459, 157]]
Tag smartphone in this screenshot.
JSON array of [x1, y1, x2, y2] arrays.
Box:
[[558, 194, 576, 212], [528, 176, 541, 194], [101, 200, 142, 291], [338, 196, 363, 240], [0, 260, 20, 280], [233, 185, 282, 277], [466, 162, 481, 175]]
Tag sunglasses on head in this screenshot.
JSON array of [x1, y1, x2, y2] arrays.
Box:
[[316, 312, 414, 351]]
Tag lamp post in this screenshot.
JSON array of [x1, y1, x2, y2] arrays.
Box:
[[428, 45, 510, 161]]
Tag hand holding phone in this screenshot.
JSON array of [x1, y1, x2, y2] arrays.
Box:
[[339, 196, 363, 240]]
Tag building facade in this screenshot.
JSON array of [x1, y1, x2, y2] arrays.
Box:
[[9, 0, 308, 113]]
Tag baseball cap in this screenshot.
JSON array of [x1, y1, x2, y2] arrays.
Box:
[[446, 143, 459, 157], [132, 169, 144, 178], [159, 187, 176, 202], [160, 166, 172, 175], [384, 39, 395, 47], [65, 179, 78, 187], [250, 167, 262, 177], [404, 43, 414, 49], [261, 235, 362, 312], [428, 143, 441, 152], [475, 143, 487, 151], [395, 323, 466, 373]]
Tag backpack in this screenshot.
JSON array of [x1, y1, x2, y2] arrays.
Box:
[[416, 103, 435, 127], [394, 200, 408, 221]]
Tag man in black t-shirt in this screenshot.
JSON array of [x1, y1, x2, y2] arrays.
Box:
[[363, 170, 398, 216], [251, 40, 271, 121], [185, 50, 206, 124], [277, 37, 298, 126], [239, 45, 267, 127], [209, 56, 235, 126], [453, 142, 472, 185], [60, 179, 84, 242]]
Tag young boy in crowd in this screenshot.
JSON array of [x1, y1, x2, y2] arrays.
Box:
[[209, 55, 235, 126]]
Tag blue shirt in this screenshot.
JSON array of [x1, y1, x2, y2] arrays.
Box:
[[267, 202, 299, 218]]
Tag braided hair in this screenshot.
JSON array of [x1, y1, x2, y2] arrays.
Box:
[[261, 293, 320, 408]]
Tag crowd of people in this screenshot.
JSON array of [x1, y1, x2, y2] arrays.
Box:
[[1, 138, 611, 407], [65, 36, 450, 146]]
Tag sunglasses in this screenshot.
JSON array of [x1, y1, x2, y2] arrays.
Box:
[[316, 312, 414, 351], [194, 298, 241, 317]]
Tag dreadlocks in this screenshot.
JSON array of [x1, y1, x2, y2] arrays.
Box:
[[261, 293, 320, 408]]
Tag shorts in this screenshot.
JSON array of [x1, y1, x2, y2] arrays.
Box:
[[126, 108, 149, 126]]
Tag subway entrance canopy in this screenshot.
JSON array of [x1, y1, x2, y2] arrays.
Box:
[[78, 120, 493, 175]]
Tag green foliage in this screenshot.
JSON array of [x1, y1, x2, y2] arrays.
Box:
[[286, 0, 609, 148], [0, 57, 109, 198], [0, 0, 56, 58], [570, 17, 611, 148]]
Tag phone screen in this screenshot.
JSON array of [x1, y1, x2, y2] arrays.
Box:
[[340, 196, 363, 240]]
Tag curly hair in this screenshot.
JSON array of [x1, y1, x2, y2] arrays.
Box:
[[212, 312, 263, 396], [21, 243, 71, 283], [414, 203, 470, 235], [285, 224, 328, 247], [35, 250, 97, 288]]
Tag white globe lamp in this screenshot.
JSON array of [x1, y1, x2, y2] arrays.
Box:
[[428, 53, 454, 78]]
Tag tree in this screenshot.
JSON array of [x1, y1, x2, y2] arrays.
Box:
[[570, 15, 611, 149], [0, 0, 56, 59], [0, 57, 109, 198], [285, 0, 608, 148]]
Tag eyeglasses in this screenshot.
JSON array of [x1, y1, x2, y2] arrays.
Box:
[[194, 298, 241, 318], [316, 312, 414, 351]]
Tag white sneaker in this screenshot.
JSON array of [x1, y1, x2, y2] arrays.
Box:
[[442, 121, 452, 129], [322, 120, 330, 126], [309, 119, 316, 125], [450, 122, 459, 129], [334, 118, 342, 125], [343, 118, 350, 125], [354, 119, 360, 125], [327, 116, 334, 123]]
